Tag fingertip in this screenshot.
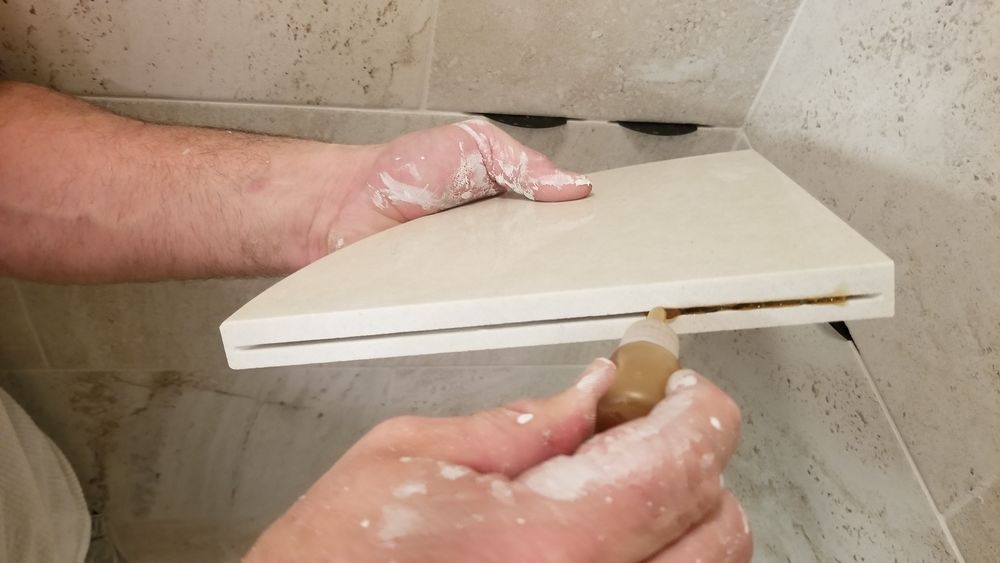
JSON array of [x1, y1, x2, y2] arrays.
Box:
[[573, 357, 617, 398], [666, 369, 702, 393]]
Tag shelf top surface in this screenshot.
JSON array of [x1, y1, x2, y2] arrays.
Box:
[[223, 150, 892, 346]]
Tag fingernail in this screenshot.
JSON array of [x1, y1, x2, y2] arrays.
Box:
[[667, 369, 700, 393], [575, 357, 616, 395]]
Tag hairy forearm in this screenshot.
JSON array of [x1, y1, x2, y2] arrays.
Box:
[[0, 81, 373, 282]]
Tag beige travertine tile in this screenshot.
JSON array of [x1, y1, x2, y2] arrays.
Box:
[[339, 340, 616, 368], [386, 364, 584, 416], [0, 365, 395, 562], [0, 0, 434, 108], [491, 121, 741, 174], [684, 325, 958, 562], [18, 279, 275, 370], [746, 0, 1000, 511], [949, 477, 1000, 563], [0, 280, 46, 369], [428, 0, 800, 125], [88, 98, 460, 144]]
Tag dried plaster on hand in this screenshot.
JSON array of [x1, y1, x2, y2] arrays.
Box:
[[369, 140, 498, 213], [379, 504, 422, 543], [455, 121, 538, 201], [392, 481, 428, 499], [438, 461, 472, 480], [519, 392, 698, 501], [457, 120, 590, 198]]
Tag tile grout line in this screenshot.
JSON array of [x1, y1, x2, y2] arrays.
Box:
[[849, 345, 968, 563], [942, 472, 999, 521], [418, 0, 441, 111], [741, 0, 810, 130], [11, 281, 51, 369], [730, 128, 750, 152]]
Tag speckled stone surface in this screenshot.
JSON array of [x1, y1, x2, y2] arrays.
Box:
[[746, 0, 1000, 524], [428, 0, 800, 125], [0, 280, 46, 369], [0, 366, 397, 562], [685, 325, 957, 563], [0, 0, 435, 107], [18, 279, 276, 371], [948, 477, 1000, 563]]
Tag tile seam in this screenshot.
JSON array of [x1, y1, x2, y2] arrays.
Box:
[[849, 344, 967, 563], [418, 0, 441, 110], [742, 0, 811, 129]]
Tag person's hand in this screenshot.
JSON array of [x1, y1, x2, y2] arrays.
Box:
[[302, 118, 593, 263], [245, 360, 751, 563]]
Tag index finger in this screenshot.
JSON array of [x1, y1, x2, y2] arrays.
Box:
[[515, 369, 741, 562]]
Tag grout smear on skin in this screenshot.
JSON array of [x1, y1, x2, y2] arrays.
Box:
[[519, 392, 697, 501], [489, 479, 515, 504], [378, 504, 421, 543], [376, 172, 438, 210], [456, 119, 555, 201], [371, 118, 591, 214], [392, 482, 428, 499], [701, 453, 715, 469], [668, 371, 699, 392], [537, 172, 592, 188], [576, 358, 615, 394], [438, 462, 472, 480]]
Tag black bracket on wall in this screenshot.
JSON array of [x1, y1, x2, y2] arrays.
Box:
[[615, 121, 700, 136], [477, 114, 702, 137], [478, 113, 569, 129], [829, 321, 855, 342]]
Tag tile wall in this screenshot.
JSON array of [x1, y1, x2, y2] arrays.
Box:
[[745, 0, 999, 560]]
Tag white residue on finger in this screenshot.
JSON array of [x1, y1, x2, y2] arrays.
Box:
[[446, 144, 497, 206], [455, 119, 538, 201], [488, 479, 515, 504], [536, 171, 591, 189], [392, 481, 428, 499], [373, 171, 436, 211], [378, 504, 421, 542], [438, 461, 473, 480], [518, 393, 696, 501]]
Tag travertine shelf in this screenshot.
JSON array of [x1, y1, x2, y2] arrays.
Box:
[[221, 150, 893, 369]]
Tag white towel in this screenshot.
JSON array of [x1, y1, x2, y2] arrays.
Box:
[[0, 388, 89, 562]]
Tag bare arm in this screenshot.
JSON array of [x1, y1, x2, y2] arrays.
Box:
[[0, 81, 591, 283], [0, 81, 372, 282]]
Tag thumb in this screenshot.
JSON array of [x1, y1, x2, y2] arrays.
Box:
[[371, 358, 617, 477], [455, 119, 594, 203]]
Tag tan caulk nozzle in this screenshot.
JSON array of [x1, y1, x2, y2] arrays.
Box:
[[595, 308, 681, 432]]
